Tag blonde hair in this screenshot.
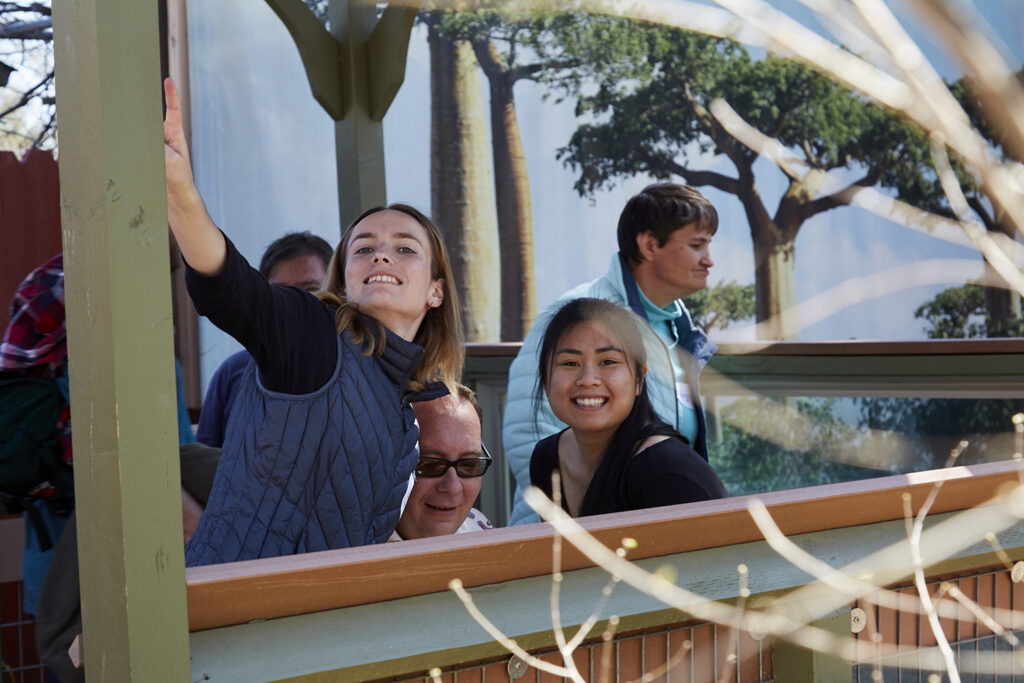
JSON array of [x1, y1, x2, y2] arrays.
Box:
[[317, 204, 464, 394]]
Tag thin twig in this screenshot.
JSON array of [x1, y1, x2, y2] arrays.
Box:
[[448, 578, 584, 681], [907, 440, 968, 683]]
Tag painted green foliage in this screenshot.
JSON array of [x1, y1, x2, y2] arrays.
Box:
[[915, 284, 1024, 340], [684, 280, 754, 332], [558, 25, 931, 339]]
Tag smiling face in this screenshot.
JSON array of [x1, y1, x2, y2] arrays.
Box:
[[633, 222, 714, 308], [545, 319, 644, 446], [396, 396, 484, 540], [343, 210, 444, 341]]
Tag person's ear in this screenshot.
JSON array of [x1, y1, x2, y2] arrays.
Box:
[[636, 363, 648, 396], [428, 280, 444, 309], [636, 231, 658, 262]]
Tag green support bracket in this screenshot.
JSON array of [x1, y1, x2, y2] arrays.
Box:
[[265, 0, 422, 221], [366, 4, 420, 121], [264, 0, 346, 120]]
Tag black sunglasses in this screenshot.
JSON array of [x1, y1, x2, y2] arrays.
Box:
[[415, 443, 493, 478]]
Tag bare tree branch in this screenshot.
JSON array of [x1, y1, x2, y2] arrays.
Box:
[[0, 17, 51, 40], [661, 158, 740, 194], [799, 171, 880, 220]]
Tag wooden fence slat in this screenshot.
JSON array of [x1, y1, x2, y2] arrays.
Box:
[[0, 149, 61, 330]]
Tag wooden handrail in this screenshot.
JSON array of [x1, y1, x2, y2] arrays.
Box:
[[186, 459, 1022, 632]]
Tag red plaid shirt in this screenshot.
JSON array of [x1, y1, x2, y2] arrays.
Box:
[[1, 253, 72, 471]]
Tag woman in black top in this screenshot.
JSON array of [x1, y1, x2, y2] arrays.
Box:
[[530, 298, 726, 517], [163, 78, 465, 562]]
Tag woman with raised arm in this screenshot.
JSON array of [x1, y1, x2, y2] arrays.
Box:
[[530, 298, 726, 518], [163, 78, 464, 565]]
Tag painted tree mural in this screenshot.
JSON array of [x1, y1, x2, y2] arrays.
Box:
[[892, 71, 1024, 333], [426, 7, 646, 340], [559, 27, 930, 340]]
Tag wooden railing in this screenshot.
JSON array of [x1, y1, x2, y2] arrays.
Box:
[[186, 459, 1024, 682]]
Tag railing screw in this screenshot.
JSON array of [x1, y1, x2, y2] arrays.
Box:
[[507, 655, 529, 679], [851, 607, 867, 634]]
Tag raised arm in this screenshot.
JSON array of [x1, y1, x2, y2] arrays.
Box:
[[163, 77, 226, 275]]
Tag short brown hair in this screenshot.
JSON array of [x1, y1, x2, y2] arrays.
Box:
[[453, 383, 482, 423], [618, 183, 718, 267]]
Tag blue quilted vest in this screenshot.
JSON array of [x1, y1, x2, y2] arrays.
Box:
[[186, 330, 424, 566]]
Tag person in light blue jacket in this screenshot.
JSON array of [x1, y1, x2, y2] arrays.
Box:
[[502, 183, 719, 525]]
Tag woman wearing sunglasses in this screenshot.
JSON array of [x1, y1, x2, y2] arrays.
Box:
[[393, 387, 494, 540], [531, 298, 727, 518]]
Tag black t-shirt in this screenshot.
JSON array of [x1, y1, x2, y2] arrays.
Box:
[[530, 430, 728, 516], [185, 234, 338, 395]]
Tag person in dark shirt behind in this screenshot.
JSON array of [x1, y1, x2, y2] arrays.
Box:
[[195, 231, 331, 447]]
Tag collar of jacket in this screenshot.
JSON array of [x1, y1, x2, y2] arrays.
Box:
[[357, 313, 426, 390], [407, 381, 449, 403], [615, 253, 717, 367]]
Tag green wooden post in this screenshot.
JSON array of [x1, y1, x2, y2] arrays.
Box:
[[331, 0, 387, 223], [51, 0, 190, 680], [772, 610, 853, 682]]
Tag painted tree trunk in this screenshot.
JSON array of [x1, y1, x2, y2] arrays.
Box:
[[485, 71, 537, 341], [742, 179, 800, 340], [983, 220, 1021, 333], [984, 263, 1021, 331], [753, 237, 799, 340], [428, 29, 500, 341]]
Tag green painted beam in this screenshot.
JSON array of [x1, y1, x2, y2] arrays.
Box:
[[264, 0, 345, 120], [189, 508, 1024, 682], [366, 4, 419, 121], [51, 1, 190, 680]]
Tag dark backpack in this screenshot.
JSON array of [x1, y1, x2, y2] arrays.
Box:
[[0, 371, 74, 549]]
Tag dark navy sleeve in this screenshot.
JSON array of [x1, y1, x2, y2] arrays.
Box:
[[195, 350, 252, 447], [623, 438, 728, 509], [184, 234, 338, 394]]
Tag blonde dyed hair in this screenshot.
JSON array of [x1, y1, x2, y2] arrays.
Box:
[[317, 204, 464, 394]]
